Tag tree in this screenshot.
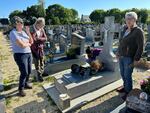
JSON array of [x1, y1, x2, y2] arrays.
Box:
[[106, 8, 122, 23], [9, 10, 23, 21], [89, 9, 106, 23], [46, 4, 78, 25]]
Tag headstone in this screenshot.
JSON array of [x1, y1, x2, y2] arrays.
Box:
[[71, 32, 85, 55], [67, 25, 72, 40], [86, 28, 95, 43], [98, 16, 121, 71], [59, 34, 67, 52], [147, 24, 150, 41]]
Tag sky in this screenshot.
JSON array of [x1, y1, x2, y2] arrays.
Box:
[[0, 0, 150, 18]]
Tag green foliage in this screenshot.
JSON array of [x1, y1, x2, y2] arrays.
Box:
[[90, 9, 106, 23], [66, 48, 78, 59], [46, 4, 79, 25], [90, 8, 150, 24], [9, 4, 150, 25]]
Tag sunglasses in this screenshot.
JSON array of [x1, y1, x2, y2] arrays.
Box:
[[16, 21, 23, 24]]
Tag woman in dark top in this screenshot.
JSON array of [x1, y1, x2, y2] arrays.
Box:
[[116, 12, 144, 100]]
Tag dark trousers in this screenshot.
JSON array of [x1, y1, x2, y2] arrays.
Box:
[[119, 56, 134, 93], [33, 56, 44, 75], [14, 53, 32, 90]]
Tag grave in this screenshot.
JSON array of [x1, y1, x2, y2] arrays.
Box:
[[86, 28, 95, 43], [44, 32, 86, 75], [148, 24, 150, 41], [0, 66, 6, 113], [43, 16, 123, 113]]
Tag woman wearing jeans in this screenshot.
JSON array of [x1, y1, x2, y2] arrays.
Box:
[[117, 12, 144, 100], [9, 16, 33, 96]]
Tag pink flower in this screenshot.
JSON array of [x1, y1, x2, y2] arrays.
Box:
[[140, 79, 148, 86]]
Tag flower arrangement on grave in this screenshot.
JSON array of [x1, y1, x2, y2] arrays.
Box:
[[140, 76, 150, 95]]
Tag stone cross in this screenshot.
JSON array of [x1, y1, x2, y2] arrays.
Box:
[[98, 16, 121, 71]]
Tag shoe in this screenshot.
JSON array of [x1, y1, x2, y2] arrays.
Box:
[[116, 86, 125, 93], [18, 90, 26, 97], [25, 83, 32, 89], [42, 72, 49, 77], [121, 93, 128, 101]]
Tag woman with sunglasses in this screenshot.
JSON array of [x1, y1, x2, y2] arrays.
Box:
[[9, 16, 33, 97]]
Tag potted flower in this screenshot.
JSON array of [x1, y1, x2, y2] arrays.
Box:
[[140, 76, 150, 95]]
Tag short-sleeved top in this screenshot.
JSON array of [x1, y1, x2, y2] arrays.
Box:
[[9, 28, 31, 53]]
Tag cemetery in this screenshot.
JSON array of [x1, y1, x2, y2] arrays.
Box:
[[1, 0, 150, 113]]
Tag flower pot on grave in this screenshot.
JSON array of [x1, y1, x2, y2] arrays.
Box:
[[126, 88, 150, 113]]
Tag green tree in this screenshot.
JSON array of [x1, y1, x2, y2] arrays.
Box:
[[89, 9, 106, 23], [106, 8, 122, 23], [9, 10, 23, 20], [46, 4, 78, 25]]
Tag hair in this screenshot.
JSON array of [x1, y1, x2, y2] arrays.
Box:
[[11, 16, 23, 28], [125, 12, 138, 21], [34, 17, 45, 27]]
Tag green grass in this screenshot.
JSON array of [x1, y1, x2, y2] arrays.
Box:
[[44, 76, 56, 83], [6, 97, 12, 106], [3, 79, 15, 85]]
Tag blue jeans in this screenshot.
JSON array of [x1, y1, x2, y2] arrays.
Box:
[[119, 56, 134, 93], [14, 53, 32, 90]]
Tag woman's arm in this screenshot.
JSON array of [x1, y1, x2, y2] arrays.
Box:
[[16, 39, 31, 48], [25, 26, 33, 44]]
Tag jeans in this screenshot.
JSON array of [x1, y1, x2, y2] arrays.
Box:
[[14, 53, 32, 90], [119, 56, 134, 93]]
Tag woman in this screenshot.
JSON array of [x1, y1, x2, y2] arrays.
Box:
[[30, 17, 47, 82], [9, 16, 33, 96], [117, 12, 144, 100]]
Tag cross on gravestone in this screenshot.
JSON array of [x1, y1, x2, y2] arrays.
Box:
[[98, 16, 121, 71]]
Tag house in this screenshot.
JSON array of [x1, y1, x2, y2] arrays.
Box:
[[80, 15, 91, 23]]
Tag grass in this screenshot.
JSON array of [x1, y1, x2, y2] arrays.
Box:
[[3, 78, 15, 85], [6, 97, 12, 106], [44, 76, 56, 83]]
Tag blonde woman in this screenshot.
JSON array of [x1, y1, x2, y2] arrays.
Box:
[[30, 17, 47, 82]]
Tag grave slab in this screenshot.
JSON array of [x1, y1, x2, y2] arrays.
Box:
[[43, 79, 123, 113]]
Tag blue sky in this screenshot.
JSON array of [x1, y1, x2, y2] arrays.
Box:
[[0, 0, 150, 18]]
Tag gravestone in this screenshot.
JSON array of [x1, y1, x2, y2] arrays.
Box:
[[148, 24, 150, 41], [86, 28, 95, 43], [71, 32, 85, 55], [98, 16, 121, 71], [67, 25, 72, 40], [59, 34, 67, 53]]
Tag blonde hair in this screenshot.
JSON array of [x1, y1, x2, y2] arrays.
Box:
[[35, 17, 45, 27]]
